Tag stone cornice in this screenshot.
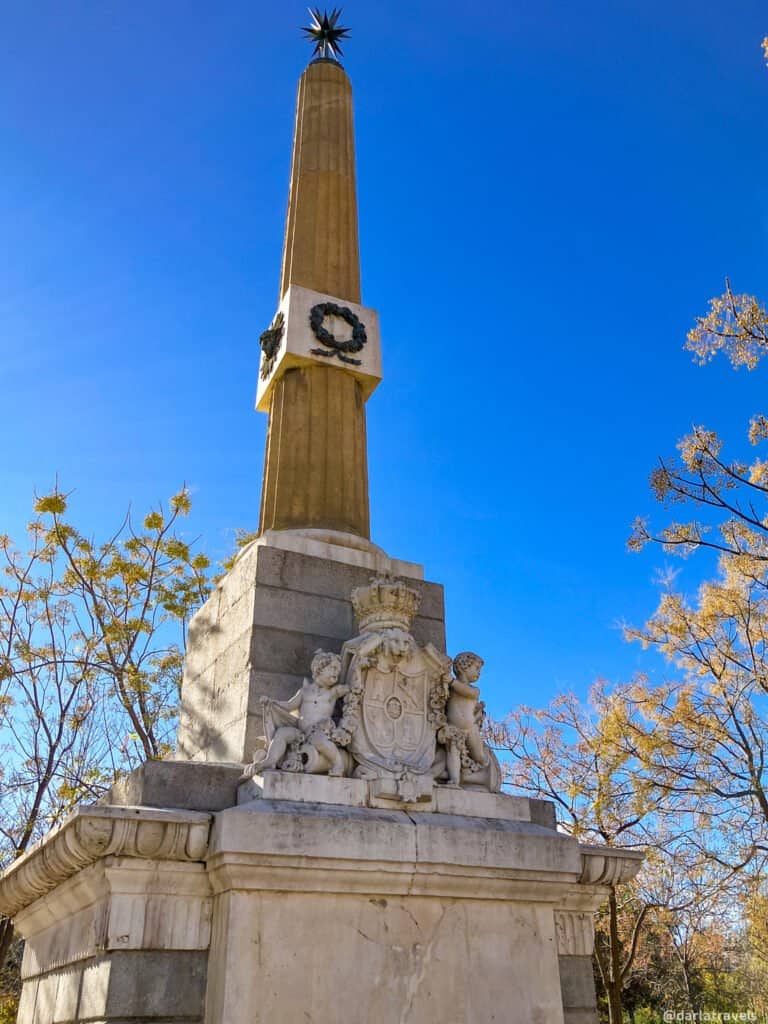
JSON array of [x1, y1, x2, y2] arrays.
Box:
[[0, 805, 211, 919], [579, 844, 644, 887], [206, 851, 583, 902]]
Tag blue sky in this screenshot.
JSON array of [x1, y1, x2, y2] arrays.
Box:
[[2, 1, 767, 719]]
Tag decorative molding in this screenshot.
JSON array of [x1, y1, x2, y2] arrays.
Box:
[[0, 806, 211, 920], [554, 910, 595, 956], [578, 844, 644, 887]]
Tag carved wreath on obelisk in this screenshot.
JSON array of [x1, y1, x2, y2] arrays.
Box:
[[259, 310, 285, 380], [245, 576, 501, 796], [309, 302, 367, 366]]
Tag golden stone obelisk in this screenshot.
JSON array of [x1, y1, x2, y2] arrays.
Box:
[[257, 14, 380, 541]]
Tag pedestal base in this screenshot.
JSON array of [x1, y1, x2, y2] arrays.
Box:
[[0, 782, 643, 1024], [205, 798, 580, 1024]]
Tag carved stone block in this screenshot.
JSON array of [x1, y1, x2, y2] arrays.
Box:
[[255, 283, 382, 412], [176, 545, 445, 764]]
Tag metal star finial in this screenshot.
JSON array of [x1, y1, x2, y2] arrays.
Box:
[[302, 7, 351, 63]]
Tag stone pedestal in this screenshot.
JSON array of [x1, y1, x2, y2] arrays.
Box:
[[0, 775, 642, 1024], [176, 536, 443, 764], [2, 548, 644, 1024], [2, 806, 212, 1024]]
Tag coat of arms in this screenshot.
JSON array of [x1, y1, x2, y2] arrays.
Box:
[[245, 576, 501, 800]]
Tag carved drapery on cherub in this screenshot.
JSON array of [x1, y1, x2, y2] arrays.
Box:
[[244, 576, 500, 793]]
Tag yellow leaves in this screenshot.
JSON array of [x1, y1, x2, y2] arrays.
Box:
[[169, 488, 192, 516], [155, 650, 183, 673], [105, 556, 148, 587], [749, 414, 768, 446], [685, 283, 768, 370], [163, 539, 189, 562], [678, 426, 722, 470], [748, 459, 768, 487], [33, 492, 67, 516], [649, 465, 674, 502], [659, 521, 709, 556], [143, 511, 164, 531], [763, 36, 768, 65], [627, 517, 650, 552], [2, 480, 213, 773]]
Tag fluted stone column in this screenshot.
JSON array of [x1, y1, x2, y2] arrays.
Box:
[[260, 363, 369, 535], [279, 60, 360, 304], [259, 59, 371, 539]]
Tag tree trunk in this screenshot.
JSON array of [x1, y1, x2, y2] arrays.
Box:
[[607, 888, 624, 1024], [0, 917, 14, 973]]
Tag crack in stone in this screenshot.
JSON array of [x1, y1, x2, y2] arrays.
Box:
[[400, 902, 451, 1024]]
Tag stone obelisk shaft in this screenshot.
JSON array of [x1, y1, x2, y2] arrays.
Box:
[[279, 60, 361, 304], [259, 60, 370, 539]]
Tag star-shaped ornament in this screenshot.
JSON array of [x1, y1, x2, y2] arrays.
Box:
[[302, 7, 351, 62]]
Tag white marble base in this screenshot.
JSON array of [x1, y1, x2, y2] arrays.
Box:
[[237, 771, 535, 821], [0, 799, 642, 1024], [202, 800, 612, 1024]]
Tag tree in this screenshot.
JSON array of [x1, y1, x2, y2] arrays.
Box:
[[626, 353, 768, 872], [0, 934, 21, 1024], [0, 486, 211, 986], [624, 146, 768, 1004], [486, 683, 758, 1023], [486, 684, 665, 1024], [686, 279, 768, 370]]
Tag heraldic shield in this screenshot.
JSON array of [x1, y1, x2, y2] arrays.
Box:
[[344, 641, 451, 777]]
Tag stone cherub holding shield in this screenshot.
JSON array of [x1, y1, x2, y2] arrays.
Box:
[[247, 650, 349, 777]]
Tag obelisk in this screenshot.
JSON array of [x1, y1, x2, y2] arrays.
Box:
[[256, 25, 378, 541], [0, 14, 643, 1024], [174, 13, 441, 764]]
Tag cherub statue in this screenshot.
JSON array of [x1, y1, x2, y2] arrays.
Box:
[[248, 650, 349, 777], [441, 651, 490, 786]]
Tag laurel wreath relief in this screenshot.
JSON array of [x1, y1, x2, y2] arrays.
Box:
[[309, 302, 367, 365]]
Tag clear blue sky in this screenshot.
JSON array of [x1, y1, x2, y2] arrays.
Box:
[[2, 1, 767, 718]]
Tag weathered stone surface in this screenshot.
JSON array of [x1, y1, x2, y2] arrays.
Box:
[[559, 955, 599, 1024], [530, 797, 559, 830], [237, 772, 549, 823], [206, 890, 565, 1024], [208, 800, 585, 900], [203, 800, 595, 1024], [237, 771, 370, 807], [0, 805, 210, 921], [256, 527, 424, 578], [250, 543, 441, 616], [16, 912, 208, 1021], [2, 794, 641, 1024], [107, 760, 243, 812], [8, 822, 212, 1024], [433, 786, 532, 821], [75, 950, 207, 1021]]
